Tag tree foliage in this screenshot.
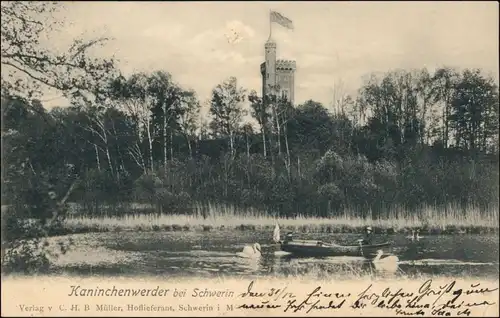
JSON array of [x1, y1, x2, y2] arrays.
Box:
[[1, 1, 117, 273]]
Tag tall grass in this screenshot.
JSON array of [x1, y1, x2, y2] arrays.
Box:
[[62, 202, 499, 235]]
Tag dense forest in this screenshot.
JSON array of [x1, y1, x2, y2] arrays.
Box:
[[3, 65, 499, 219], [2, 2, 499, 223]]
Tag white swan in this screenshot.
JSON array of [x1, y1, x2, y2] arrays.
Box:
[[372, 249, 399, 273], [407, 229, 423, 241], [406, 230, 416, 241], [236, 243, 262, 258]]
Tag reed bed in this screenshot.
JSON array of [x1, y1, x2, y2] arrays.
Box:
[[61, 202, 499, 235]]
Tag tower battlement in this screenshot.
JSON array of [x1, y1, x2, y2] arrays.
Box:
[[261, 39, 295, 104], [265, 40, 277, 49], [276, 59, 296, 71]]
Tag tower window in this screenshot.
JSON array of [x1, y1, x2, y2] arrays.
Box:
[[267, 73, 269, 79]]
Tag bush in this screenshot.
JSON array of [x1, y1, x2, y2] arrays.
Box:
[[1, 165, 76, 274]]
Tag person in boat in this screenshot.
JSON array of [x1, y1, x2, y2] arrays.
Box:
[[360, 226, 374, 245]]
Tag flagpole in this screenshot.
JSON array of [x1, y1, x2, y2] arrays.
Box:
[[269, 9, 272, 40]]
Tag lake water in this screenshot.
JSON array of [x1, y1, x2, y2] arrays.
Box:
[[47, 230, 499, 279]]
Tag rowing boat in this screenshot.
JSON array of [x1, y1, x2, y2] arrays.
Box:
[[279, 239, 391, 259], [272, 224, 392, 259]]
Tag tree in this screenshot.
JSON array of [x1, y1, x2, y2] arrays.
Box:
[[449, 69, 499, 153], [147, 71, 183, 168], [1, 2, 117, 107], [248, 90, 269, 158], [111, 73, 154, 173], [431, 67, 460, 148], [209, 77, 246, 157], [288, 100, 335, 155], [275, 97, 295, 176], [415, 68, 435, 145], [177, 89, 200, 158], [356, 70, 429, 160], [242, 123, 254, 160], [1, 1, 117, 273]]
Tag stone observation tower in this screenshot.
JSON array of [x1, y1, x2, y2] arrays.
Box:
[[260, 11, 296, 104]]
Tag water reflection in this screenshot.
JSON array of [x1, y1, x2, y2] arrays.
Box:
[[47, 230, 499, 279]]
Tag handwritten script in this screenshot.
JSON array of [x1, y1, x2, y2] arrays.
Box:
[[236, 279, 499, 316]]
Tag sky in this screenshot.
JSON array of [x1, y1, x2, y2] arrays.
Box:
[[39, 1, 499, 113]]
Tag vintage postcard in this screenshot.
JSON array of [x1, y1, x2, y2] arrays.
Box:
[[1, 1, 499, 317]]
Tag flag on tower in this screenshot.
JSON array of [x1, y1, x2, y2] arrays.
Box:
[[270, 10, 294, 30]]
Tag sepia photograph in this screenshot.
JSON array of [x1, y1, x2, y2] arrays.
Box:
[[1, 1, 499, 317]]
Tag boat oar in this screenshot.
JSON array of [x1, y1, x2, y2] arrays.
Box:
[[358, 239, 364, 257]]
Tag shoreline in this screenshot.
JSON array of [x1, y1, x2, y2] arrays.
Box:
[[57, 218, 499, 237], [4, 203, 499, 238]]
